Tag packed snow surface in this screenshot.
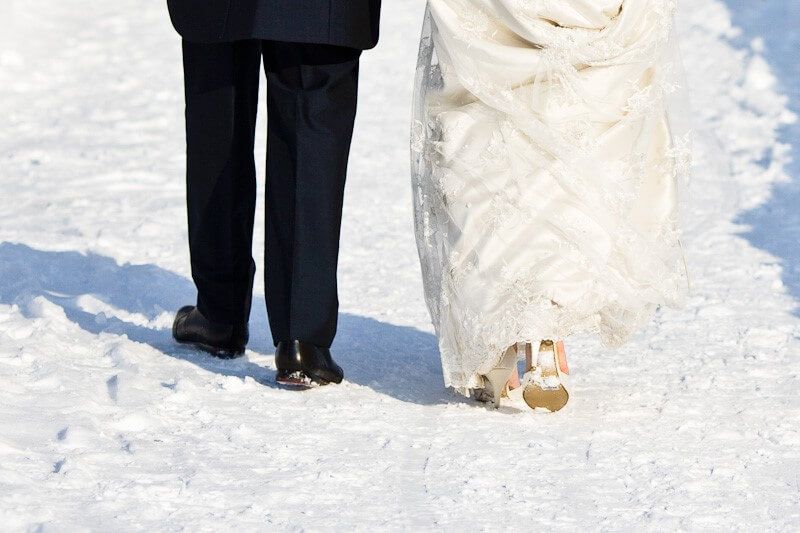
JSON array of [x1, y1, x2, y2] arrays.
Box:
[[0, 0, 798, 530]]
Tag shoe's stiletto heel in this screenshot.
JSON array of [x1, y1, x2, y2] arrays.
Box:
[[479, 345, 519, 409], [522, 340, 569, 412]]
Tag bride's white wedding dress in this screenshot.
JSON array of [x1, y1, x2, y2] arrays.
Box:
[[411, 0, 692, 392]]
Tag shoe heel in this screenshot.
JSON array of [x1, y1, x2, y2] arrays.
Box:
[[523, 340, 569, 412], [483, 368, 512, 409], [481, 346, 518, 409]]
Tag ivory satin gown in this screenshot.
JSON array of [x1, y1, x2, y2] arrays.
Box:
[[411, 0, 692, 392]]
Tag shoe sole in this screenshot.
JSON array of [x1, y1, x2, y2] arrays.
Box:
[[175, 339, 245, 359], [522, 383, 569, 412], [276, 369, 329, 389], [523, 341, 569, 412]]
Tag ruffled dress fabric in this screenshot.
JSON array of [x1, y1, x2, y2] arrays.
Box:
[[411, 0, 692, 391]]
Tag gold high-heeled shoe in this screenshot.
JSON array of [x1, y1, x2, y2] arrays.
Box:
[[522, 340, 569, 412], [476, 345, 518, 409]]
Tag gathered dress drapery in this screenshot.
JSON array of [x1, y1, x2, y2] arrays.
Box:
[[411, 0, 692, 391]]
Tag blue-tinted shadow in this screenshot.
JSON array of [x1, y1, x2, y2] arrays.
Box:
[[723, 1, 800, 311], [0, 242, 449, 404]]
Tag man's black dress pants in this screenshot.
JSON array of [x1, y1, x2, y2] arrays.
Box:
[[182, 39, 360, 348]]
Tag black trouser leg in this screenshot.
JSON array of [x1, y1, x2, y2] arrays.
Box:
[[182, 40, 261, 325], [262, 41, 361, 347]]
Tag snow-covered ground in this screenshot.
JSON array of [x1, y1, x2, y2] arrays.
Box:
[[726, 1, 800, 308], [0, 0, 798, 530]]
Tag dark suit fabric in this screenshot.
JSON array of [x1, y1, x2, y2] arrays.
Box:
[[182, 40, 360, 347], [167, 0, 381, 50]]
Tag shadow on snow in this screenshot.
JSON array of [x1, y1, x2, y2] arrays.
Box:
[[723, 0, 800, 312], [0, 242, 452, 405]]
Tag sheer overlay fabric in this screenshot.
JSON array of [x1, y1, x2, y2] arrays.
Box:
[[411, 0, 692, 391]]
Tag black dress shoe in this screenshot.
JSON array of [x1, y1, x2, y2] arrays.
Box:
[[275, 340, 343, 386], [172, 305, 248, 358]]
